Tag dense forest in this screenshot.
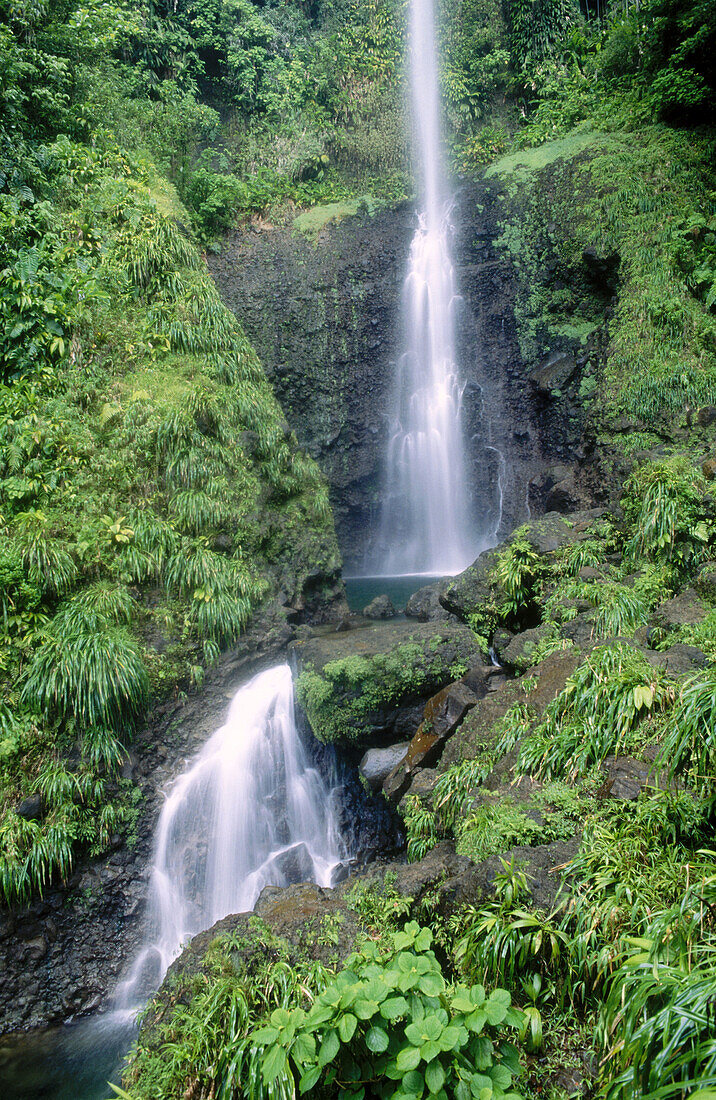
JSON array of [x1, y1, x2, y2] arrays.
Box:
[[2, 0, 716, 1095]]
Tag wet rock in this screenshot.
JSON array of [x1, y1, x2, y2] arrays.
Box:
[[265, 843, 316, 884], [359, 744, 409, 791], [492, 627, 514, 660], [530, 351, 577, 398], [696, 406, 716, 427], [702, 455, 716, 480], [598, 756, 656, 801], [384, 671, 496, 804], [439, 648, 580, 773], [502, 626, 549, 671], [561, 612, 595, 647], [293, 618, 484, 747], [582, 245, 620, 291], [15, 793, 43, 821], [694, 561, 716, 601], [405, 580, 452, 622], [654, 588, 709, 629], [441, 513, 595, 623], [646, 644, 710, 676], [363, 595, 396, 619]]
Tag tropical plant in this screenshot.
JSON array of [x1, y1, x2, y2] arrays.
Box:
[[249, 921, 524, 1100], [22, 624, 148, 729]]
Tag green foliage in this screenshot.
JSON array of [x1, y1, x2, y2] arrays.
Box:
[[622, 458, 711, 568], [250, 921, 524, 1100], [508, 644, 675, 781], [494, 535, 544, 621], [455, 862, 567, 1012], [661, 668, 716, 787], [507, 0, 580, 73], [345, 872, 414, 932], [22, 622, 149, 730], [120, 921, 523, 1100], [598, 864, 716, 1098]]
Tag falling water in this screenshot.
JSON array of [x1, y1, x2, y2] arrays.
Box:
[[116, 663, 345, 1011], [377, 0, 485, 576]]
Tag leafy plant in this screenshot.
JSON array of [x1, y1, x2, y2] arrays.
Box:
[[22, 623, 148, 729], [250, 921, 524, 1100]]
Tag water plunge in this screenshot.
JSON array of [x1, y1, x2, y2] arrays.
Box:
[[116, 662, 345, 1012], [377, 0, 492, 576]]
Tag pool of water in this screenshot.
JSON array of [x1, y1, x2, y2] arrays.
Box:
[[344, 574, 443, 614], [0, 1014, 135, 1100]]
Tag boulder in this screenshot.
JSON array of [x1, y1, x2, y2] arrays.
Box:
[[440, 512, 602, 623], [439, 648, 581, 773], [383, 672, 498, 804], [363, 595, 396, 620], [529, 351, 577, 398], [502, 626, 549, 670], [405, 579, 452, 622], [598, 756, 659, 801], [15, 793, 43, 821], [694, 561, 716, 602], [646, 644, 710, 676], [654, 588, 709, 629], [359, 744, 409, 791], [696, 406, 716, 427], [293, 619, 485, 746]]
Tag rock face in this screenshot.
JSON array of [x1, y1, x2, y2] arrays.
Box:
[[210, 181, 601, 570], [441, 510, 602, 623], [383, 669, 501, 804], [405, 579, 453, 622], [293, 619, 485, 747]]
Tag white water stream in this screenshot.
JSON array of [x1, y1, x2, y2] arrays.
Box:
[[115, 663, 345, 1012], [378, 0, 487, 576]]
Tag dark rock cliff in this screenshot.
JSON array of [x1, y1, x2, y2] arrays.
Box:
[[210, 177, 601, 571]]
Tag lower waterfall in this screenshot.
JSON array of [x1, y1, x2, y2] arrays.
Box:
[[116, 662, 346, 1011]]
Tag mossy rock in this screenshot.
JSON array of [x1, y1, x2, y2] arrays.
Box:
[[293, 620, 484, 746]]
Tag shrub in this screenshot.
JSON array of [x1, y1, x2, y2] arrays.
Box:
[[22, 624, 148, 729], [250, 921, 524, 1100]]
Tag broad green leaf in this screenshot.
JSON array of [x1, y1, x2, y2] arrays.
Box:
[[252, 1026, 279, 1045], [318, 1029, 340, 1067], [292, 1032, 316, 1064], [489, 1063, 512, 1090], [339, 1013, 358, 1042], [421, 1039, 441, 1062], [438, 1025, 463, 1052], [484, 989, 510, 1025], [425, 1061, 446, 1094], [354, 998, 380, 1020], [381, 995, 409, 1020], [366, 1026, 390, 1053], [261, 1044, 287, 1083], [299, 1066, 322, 1094], [451, 991, 476, 1013], [419, 973, 444, 997], [396, 1046, 422, 1072]]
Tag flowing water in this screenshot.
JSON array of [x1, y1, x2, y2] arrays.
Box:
[[116, 662, 345, 1011], [377, 0, 487, 576], [1, 664, 346, 1099]]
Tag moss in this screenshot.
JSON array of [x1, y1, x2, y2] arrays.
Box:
[[293, 197, 374, 236], [484, 130, 607, 184], [295, 628, 480, 744]]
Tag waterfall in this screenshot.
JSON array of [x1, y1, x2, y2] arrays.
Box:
[[115, 664, 345, 1011], [377, 0, 486, 577]]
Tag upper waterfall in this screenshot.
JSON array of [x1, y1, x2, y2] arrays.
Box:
[[115, 664, 345, 1010], [376, 0, 487, 576]]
